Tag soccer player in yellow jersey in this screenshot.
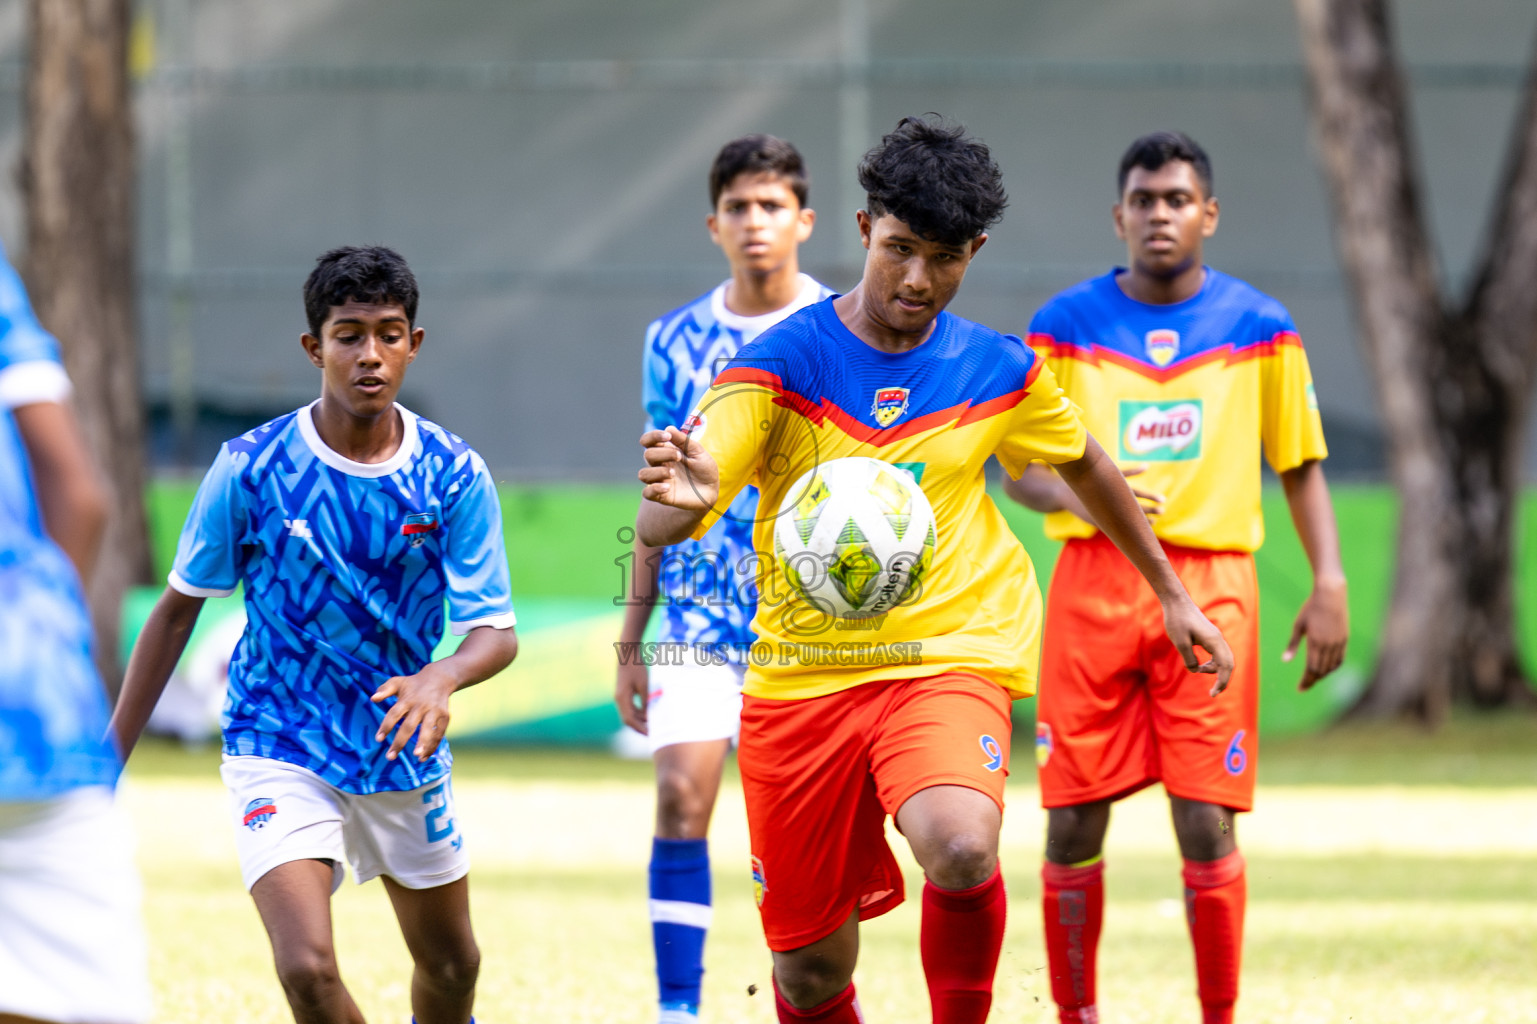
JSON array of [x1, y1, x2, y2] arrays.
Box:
[[638, 116, 1234, 1024], [1006, 131, 1350, 1024]]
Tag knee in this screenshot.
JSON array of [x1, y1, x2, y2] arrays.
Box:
[[1172, 802, 1237, 862], [655, 767, 712, 836], [925, 831, 998, 890], [1046, 803, 1109, 864], [774, 954, 852, 1009], [416, 940, 481, 997], [274, 946, 344, 1009]]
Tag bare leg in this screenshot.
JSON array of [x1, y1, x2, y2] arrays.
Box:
[[896, 784, 1001, 888], [250, 859, 365, 1024], [1045, 799, 1112, 864], [654, 738, 731, 838], [384, 875, 480, 1024], [1169, 796, 1238, 861], [771, 908, 860, 1009]]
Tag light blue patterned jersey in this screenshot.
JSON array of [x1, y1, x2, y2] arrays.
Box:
[[0, 244, 121, 801], [171, 403, 516, 794], [643, 275, 833, 660]]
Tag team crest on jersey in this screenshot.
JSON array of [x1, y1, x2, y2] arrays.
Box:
[[242, 797, 277, 831], [1145, 329, 1180, 368], [751, 855, 768, 907], [401, 512, 439, 548], [1035, 722, 1054, 768], [871, 387, 911, 427], [681, 410, 707, 441]]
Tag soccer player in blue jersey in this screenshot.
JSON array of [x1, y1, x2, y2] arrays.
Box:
[[613, 134, 832, 1024], [112, 246, 518, 1024], [0, 244, 150, 1024]]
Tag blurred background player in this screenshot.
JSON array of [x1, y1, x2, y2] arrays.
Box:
[[1006, 131, 1349, 1024], [111, 246, 519, 1024], [614, 134, 832, 1024], [0, 243, 151, 1024], [637, 116, 1234, 1024]]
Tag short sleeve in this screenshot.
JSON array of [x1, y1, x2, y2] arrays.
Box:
[[443, 454, 516, 635], [169, 446, 246, 598], [994, 359, 1089, 478], [0, 250, 71, 410], [1260, 331, 1329, 474], [686, 369, 774, 540], [641, 320, 675, 433]]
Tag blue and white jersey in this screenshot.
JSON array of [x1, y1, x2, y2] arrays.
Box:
[[643, 274, 833, 661], [171, 402, 516, 795], [0, 244, 121, 801]]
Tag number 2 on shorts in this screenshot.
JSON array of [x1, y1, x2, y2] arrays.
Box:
[[422, 781, 455, 842]]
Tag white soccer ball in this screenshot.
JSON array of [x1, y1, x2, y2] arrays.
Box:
[[772, 456, 938, 619]]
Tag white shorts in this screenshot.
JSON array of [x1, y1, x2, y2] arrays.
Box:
[[645, 660, 746, 754], [0, 786, 151, 1024], [221, 755, 470, 893]]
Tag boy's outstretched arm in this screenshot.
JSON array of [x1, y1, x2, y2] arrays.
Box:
[[110, 587, 205, 756], [637, 425, 718, 546], [374, 624, 519, 762], [1054, 435, 1235, 695], [1279, 459, 1348, 690], [12, 400, 109, 582]]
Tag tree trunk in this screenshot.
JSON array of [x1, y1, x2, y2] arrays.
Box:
[[22, 0, 153, 689], [1295, 0, 1537, 722]]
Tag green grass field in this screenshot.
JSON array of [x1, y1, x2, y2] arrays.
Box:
[[128, 715, 1537, 1023]]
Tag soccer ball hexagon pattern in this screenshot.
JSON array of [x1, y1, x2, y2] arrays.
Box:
[[772, 456, 938, 619]]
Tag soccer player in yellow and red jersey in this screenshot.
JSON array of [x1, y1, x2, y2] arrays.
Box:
[[637, 116, 1234, 1024], [1006, 131, 1350, 1024]]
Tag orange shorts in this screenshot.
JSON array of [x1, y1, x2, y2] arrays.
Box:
[[738, 673, 1012, 951], [1036, 536, 1259, 811]]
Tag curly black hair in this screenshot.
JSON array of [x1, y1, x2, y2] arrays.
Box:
[[858, 115, 1007, 246], [302, 245, 419, 336]]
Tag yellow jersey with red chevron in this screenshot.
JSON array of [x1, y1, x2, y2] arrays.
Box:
[[687, 298, 1088, 701], [1030, 269, 1328, 552]]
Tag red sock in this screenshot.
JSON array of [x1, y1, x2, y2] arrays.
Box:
[[920, 865, 1007, 1024], [1042, 859, 1104, 1024], [773, 978, 865, 1023], [1183, 851, 1246, 1024]]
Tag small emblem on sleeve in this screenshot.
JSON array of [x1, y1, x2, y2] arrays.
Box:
[[242, 797, 277, 830], [872, 387, 911, 427], [1145, 328, 1180, 368], [401, 512, 439, 548]]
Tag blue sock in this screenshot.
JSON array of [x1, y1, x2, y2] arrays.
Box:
[[650, 837, 711, 1017]]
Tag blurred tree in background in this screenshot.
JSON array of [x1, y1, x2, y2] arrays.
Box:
[[23, 0, 153, 687], [1296, 0, 1537, 722]]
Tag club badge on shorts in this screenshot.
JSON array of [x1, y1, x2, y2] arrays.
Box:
[[751, 855, 768, 907], [1035, 722, 1054, 768], [242, 797, 277, 831]]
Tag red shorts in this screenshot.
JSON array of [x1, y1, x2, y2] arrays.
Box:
[[738, 673, 1012, 951], [1036, 536, 1259, 811]]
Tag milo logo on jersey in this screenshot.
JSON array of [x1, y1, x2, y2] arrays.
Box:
[[1118, 399, 1203, 461]]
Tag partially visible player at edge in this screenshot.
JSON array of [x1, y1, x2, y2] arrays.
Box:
[[111, 246, 519, 1024], [1006, 131, 1348, 1024], [615, 135, 832, 1024], [638, 116, 1234, 1024], [0, 242, 151, 1024]]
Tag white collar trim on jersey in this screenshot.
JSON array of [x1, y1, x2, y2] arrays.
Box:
[[709, 273, 823, 333], [297, 399, 419, 478]]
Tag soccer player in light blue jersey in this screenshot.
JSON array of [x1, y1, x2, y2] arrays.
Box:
[[613, 135, 833, 1024], [113, 246, 518, 1024], [0, 244, 150, 1024]]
